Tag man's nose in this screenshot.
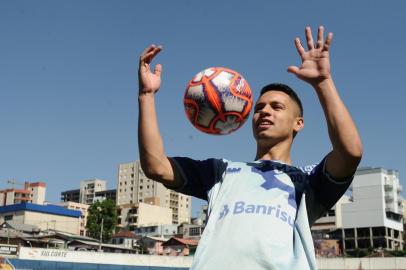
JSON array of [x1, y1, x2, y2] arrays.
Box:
[[259, 105, 272, 115]]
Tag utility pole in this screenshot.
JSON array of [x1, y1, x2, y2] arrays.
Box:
[[99, 218, 104, 252]]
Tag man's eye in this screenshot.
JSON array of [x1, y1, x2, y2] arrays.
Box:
[[254, 106, 263, 112]]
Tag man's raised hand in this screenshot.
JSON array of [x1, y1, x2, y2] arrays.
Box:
[[138, 44, 163, 95], [288, 26, 333, 86]]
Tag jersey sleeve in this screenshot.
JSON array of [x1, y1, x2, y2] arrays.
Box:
[[304, 156, 354, 226], [165, 157, 226, 201]]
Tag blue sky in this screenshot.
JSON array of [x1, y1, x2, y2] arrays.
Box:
[[1, 1, 405, 217]]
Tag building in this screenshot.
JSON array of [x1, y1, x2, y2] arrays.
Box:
[[117, 202, 172, 231], [79, 179, 107, 205], [133, 224, 179, 238], [94, 189, 116, 203], [56, 201, 89, 236], [60, 189, 80, 203], [311, 167, 404, 254], [117, 161, 191, 224], [0, 203, 81, 235], [110, 230, 138, 249], [312, 195, 351, 238], [312, 167, 404, 255], [137, 236, 167, 255], [0, 182, 46, 206], [61, 179, 108, 205], [178, 223, 205, 239], [161, 237, 198, 256]]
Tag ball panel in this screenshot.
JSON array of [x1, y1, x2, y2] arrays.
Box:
[[184, 84, 205, 101]]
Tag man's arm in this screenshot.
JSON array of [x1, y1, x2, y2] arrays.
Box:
[[138, 45, 182, 187], [288, 26, 363, 179]]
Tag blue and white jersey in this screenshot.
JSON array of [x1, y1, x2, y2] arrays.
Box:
[[168, 157, 353, 270]]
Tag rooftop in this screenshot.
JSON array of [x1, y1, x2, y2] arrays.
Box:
[[0, 203, 81, 218]]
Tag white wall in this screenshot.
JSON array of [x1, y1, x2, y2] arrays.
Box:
[[138, 203, 172, 227]]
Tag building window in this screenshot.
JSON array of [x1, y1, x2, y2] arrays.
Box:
[[189, 227, 201, 236], [4, 215, 13, 221]]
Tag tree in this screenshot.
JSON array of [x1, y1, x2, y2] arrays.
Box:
[[86, 199, 117, 243]]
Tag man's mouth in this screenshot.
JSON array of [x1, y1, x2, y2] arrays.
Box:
[[257, 120, 274, 129]]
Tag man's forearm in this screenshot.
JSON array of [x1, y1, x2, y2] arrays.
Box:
[[313, 78, 363, 178], [138, 93, 174, 181]]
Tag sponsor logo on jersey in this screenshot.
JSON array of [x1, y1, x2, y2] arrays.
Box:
[[219, 204, 230, 219], [218, 201, 294, 227]]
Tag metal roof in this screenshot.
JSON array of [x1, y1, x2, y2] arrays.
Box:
[[0, 203, 81, 218]]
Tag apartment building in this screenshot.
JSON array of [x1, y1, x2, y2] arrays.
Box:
[[57, 201, 89, 236], [0, 182, 46, 206], [80, 179, 107, 205], [312, 167, 404, 254], [61, 179, 108, 205], [340, 167, 404, 251], [117, 161, 191, 224]]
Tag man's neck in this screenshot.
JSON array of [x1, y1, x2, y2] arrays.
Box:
[[255, 139, 292, 165]]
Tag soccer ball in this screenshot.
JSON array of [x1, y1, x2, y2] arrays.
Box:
[[183, 67, 253, 135]]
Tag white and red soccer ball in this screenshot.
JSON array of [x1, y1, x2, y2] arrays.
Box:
[[184, 67, 253, 135]]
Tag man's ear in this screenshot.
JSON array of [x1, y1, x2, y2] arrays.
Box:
[[294, 117, 304, 133]]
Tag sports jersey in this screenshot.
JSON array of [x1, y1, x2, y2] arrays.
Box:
[[168, 156, 352, 270]]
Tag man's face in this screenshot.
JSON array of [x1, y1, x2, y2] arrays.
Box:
[[252, 90, 303, 143]]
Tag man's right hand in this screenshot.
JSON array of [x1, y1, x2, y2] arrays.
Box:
[[138, 44, 163, 95]]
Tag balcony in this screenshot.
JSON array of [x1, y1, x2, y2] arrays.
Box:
[[385, 194, 394, 202], [384, 185, 393, 192]]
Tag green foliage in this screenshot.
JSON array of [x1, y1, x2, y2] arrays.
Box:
[[388, 250, 406, 257], [86, 199, 117, 242]]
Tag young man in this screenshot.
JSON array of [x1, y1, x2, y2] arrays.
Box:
[[138, 26, 362, 269]]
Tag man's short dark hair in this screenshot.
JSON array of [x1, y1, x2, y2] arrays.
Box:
[[259, 83, 303, 117]]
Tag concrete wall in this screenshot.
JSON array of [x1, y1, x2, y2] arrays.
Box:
[[57, 201, 89, 235], [138, 203, 172, 227], [16, 247, 406, 269], [31, 185, 46, 205], [23, 212, 79, 234]]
